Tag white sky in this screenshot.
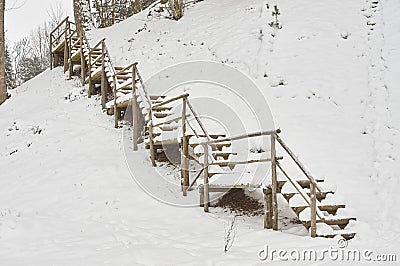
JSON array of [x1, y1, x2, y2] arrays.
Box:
[[5, 0, 73, 45]]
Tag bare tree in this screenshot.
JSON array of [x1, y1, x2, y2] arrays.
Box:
[[47, 2, 65, 26], [0, 0, 6, 105]]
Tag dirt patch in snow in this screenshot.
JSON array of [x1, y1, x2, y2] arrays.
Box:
[[213, 189, 264, 216]]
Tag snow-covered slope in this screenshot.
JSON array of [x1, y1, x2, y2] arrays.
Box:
[[1, 0, 399, 264]]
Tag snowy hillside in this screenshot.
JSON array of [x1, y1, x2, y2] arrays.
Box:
[[1, 0, 399, 264]]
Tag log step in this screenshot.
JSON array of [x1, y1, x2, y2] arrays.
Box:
[[152, 106, 173, 112], [276, 179, 324, 193], [292, 204, 345, 216], [282, 191, 334, 202], [150, 95, 166, 100], [153, 112, 172, 119], [302, 217, 356, 229], [317, 231, 356, 240]]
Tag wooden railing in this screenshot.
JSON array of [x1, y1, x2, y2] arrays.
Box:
[[146, 93, 214, 196], [147, 93, 189, 167], [199, 129, 322, 237], [49, 17, 76, 70], [273, 133, 324, 237], [201, 130, 279, 213]]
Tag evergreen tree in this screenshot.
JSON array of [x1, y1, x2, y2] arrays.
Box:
[[5, 46, 16, 90], [17, 56, 47, 83]]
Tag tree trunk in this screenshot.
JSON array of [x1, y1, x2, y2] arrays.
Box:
[[0, 0, 6, 105]]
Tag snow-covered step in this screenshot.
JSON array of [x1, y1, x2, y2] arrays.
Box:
[[281, 190, 334, 202]]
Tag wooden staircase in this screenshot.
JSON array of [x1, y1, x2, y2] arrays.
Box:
[[49, 13, 356, 240]]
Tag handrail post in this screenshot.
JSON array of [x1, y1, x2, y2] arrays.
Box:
[[101, 40, 106, 109], [203, 143, 210, 212], [50, 34, 53, 69], [63, 20, 70, 73], [113, 75, 118, 128], [132, 64, 139, 151], [88, 47, 93, 97], [271, 133, 279, 231], [181, 97, 189, 196], [263, 187, 273, 229], [148, 109, 156, 167], [310, 182, 317, 237], [68, 27, 73, 80], [79, 31, 86, 86]]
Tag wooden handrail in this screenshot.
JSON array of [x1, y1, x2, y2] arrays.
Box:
[[276, 162, 324, 220], [209, 157, 284, 166], [204, 130, 280, 145], [103, 44, 116, 76], [114, 63, 136, 77], [136, 68, 151, 101], [89, 39, 106, 54], [153, 114, 191, 127], [52, 28, 68, 44], [274, 134, 323, 193], [186, 100, 210, 140], [90, 54, 103, 67], [50, 17, 69, 36], [152, 93, 189, 109]]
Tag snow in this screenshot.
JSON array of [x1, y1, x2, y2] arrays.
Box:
[[1, 0, 400, 264]]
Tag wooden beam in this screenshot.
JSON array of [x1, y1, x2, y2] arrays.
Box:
[[210, 158, 278, 167], [132, 66, 139, 151], [50, 34, 53, 69], [152, 93, 189, 109], [149, 110, 156, 167], [205, 130, 279, 145], [203, 143, 210, 212], [88, 47, 93, 98], [153, 114, 191, 128], [275, 134, 323, 193], [271, 134, 279, 231], [80, 32, 86, 86], [186, 100, 210, 140], [101, 41, 107, 109], [264, 187, 273, 229], [113, 76, 118, 128], [188, 168, 204, 191], [310, 182, 317, 238], [181, 98, 189, 196]]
